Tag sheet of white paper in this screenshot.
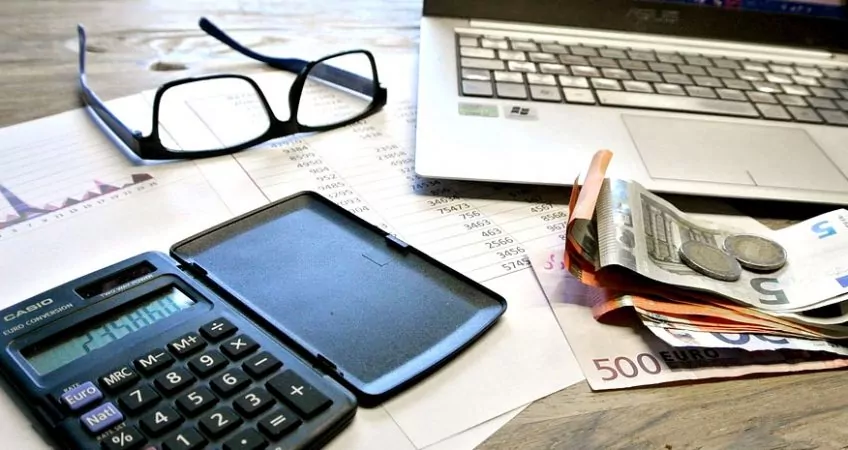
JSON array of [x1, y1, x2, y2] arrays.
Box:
[[325, 406, 415, 450], [423, 404, 527, 450], [0, 55, 582, 449]]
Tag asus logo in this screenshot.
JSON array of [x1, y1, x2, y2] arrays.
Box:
[[626, 8, 680, 25], [4, 298, 54, 322]]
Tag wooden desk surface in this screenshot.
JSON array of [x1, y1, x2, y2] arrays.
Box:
[[1, 1, 845, 448]]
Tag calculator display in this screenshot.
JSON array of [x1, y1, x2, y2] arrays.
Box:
[[22, 286, 195, 375]]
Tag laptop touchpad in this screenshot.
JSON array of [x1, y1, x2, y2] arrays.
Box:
[[622, 114, 848, 192]]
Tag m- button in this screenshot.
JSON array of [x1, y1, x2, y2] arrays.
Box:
[[168, 332, 206, 357], [134, 349, 175, 376]]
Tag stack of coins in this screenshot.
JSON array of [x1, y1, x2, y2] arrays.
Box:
[[678, 234, 787, 282]]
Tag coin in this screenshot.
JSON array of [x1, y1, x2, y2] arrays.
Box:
[[678, 240, 742, 282], [723, 234, 787, 272]]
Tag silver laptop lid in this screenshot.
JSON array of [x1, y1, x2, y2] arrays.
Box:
[[422, 0, 848, 53]]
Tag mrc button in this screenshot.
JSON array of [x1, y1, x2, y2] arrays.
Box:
[[98, 365, 139, 393], [60, 381, 103, 411]]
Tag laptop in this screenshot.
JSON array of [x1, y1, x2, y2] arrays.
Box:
[[414, 0, 848, 205]]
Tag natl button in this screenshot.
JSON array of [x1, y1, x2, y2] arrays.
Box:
[[167, 332, 206, 358], [266, 371, 332, 418], [81, 402, 124, 434], [60, 381, 103, 412], [220, 335, 258, 360], [98, 365, 140, 394], [242, 352, 282, 378], [101, 425, 146, 450], [134, 349, 174, 375], [199, 318, 237, 342]]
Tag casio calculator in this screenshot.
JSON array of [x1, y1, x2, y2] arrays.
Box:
[[0, 191, 507, 450]]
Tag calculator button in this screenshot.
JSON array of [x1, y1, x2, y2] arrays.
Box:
[[81, 402, 124, 434], [167, 332, 206, 358], [154, 368, 196, 395], [223, 428, 267, 450], [162, 427, 207, 450], [210, 368, 251, 397], [200, 318, 237, 342], [98, 366, 140, 394], [134, 349, 175, 375], [140, 406, 184, 437], [233, 388, 276, 418], [221, 335, 259, 360], [175, 386, 218, 417], [187, 350, 228, 377], [198, 407, 243, 438], [101, 425, 146, 450], [266, 371, 332, 418], [118, 384, 161, 414], [60, 381, 103, 411], [257, 406, 301, 440], [242, 352, 282, 379]]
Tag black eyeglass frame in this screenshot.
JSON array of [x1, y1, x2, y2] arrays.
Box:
[[77, 18, 388, 160]]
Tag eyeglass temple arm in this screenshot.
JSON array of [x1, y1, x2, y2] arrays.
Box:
[[77, 25, 141, 153], [198, 17, 382, 97]]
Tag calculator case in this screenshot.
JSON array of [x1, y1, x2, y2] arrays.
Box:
[[169, 190, 507, 406]]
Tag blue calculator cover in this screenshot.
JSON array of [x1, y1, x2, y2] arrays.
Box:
[[170, 191, 507, 405]]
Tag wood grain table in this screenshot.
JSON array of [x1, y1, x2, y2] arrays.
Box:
[[1, 1, 845, 449]]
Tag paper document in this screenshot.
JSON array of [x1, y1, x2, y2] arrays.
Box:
[[0, 55, 582, 448]]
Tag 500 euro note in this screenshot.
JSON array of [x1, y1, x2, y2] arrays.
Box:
[[529, 248, 848, 390]]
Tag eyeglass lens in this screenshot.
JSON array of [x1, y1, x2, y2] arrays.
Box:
[[297, 53, 376, 128]]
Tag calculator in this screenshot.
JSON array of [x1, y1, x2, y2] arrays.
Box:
[[0, 191, 507, 450]]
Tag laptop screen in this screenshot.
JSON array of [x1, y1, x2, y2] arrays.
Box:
[[643, 0, 845, 19]]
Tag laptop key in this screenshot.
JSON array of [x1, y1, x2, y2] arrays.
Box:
[[807, 98, 837, 109], [569, 46, 599, 57], [746, 92, 777, 104], [558, 75, 589, 88], [507, 61, 536, 72], [595, 91, 760, 117], [742, 61, 769, 72], [782, 84, 811, 96], [559, 55, 589, 65], [822, 68, 848, 80], [561, 88, 596, 104], [685, 86, 717, 99], [736, 70, 764, 81], [662, 73, 694, 85], [693, 76, 723, 88], [707, 67, 736, 78], [511, 41, 538, 52], [716, 88, 747, 101], [764, 73, 792, 84], [526, 73, 556, 85], [818, 109, 848, 125], [539, 64, 569, 74], [570, 65, 600, 77], [796, 66, 823, 77], [840, 89, 848, 100], [480, 38, 509, 50], [755, 103, 791, 120], [769, 64, 795, 75], [461, 80, 493, 97], [809, 87, 840, 99], [588, 57, 619, 68], [627, 50, 656, 62], [529, 85, 563, 102], [648, 62, 677, 73], [540, 44, 567, 54], [622, 80, 653, 93], [601, 68, 631, 80], [619, 60, 649, 71], [657, 53, 685, 64], [461, 68, 491, 81], [495, 83, 527, 99], [792, 75, 820, 86], [633, 71, 663, 83], [723, 78, 752, 90], [600, 48, 627, 59], [653, 83, 686, 96], [684, 55, 713, 67], [787, 106, 823, 123], [678, 65, 707, 76], [494, 71, 524, 83], [498, 50, 526, 61], [838, 100, 848, 111], [529, 52, 557, 63], [458, 37, 479, 47], [460, 58, 504, 71], [459, 48, 495, 59], [591, 78, 622, 91], [752, 81, 781, 94], [712, 58, 742, 70], [777, 94, 807, 107], [821, 78, 848, 89]]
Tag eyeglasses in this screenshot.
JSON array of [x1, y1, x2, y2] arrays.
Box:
[[77, 18, 388, 160]]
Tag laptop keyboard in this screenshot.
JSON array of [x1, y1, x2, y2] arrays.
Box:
[[456, 33, 848, 126]]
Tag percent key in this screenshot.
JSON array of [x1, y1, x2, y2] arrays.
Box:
[[103, 427, 146, 450]]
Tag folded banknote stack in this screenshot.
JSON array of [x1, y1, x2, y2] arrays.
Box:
[[556, 150, 848, 386]]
